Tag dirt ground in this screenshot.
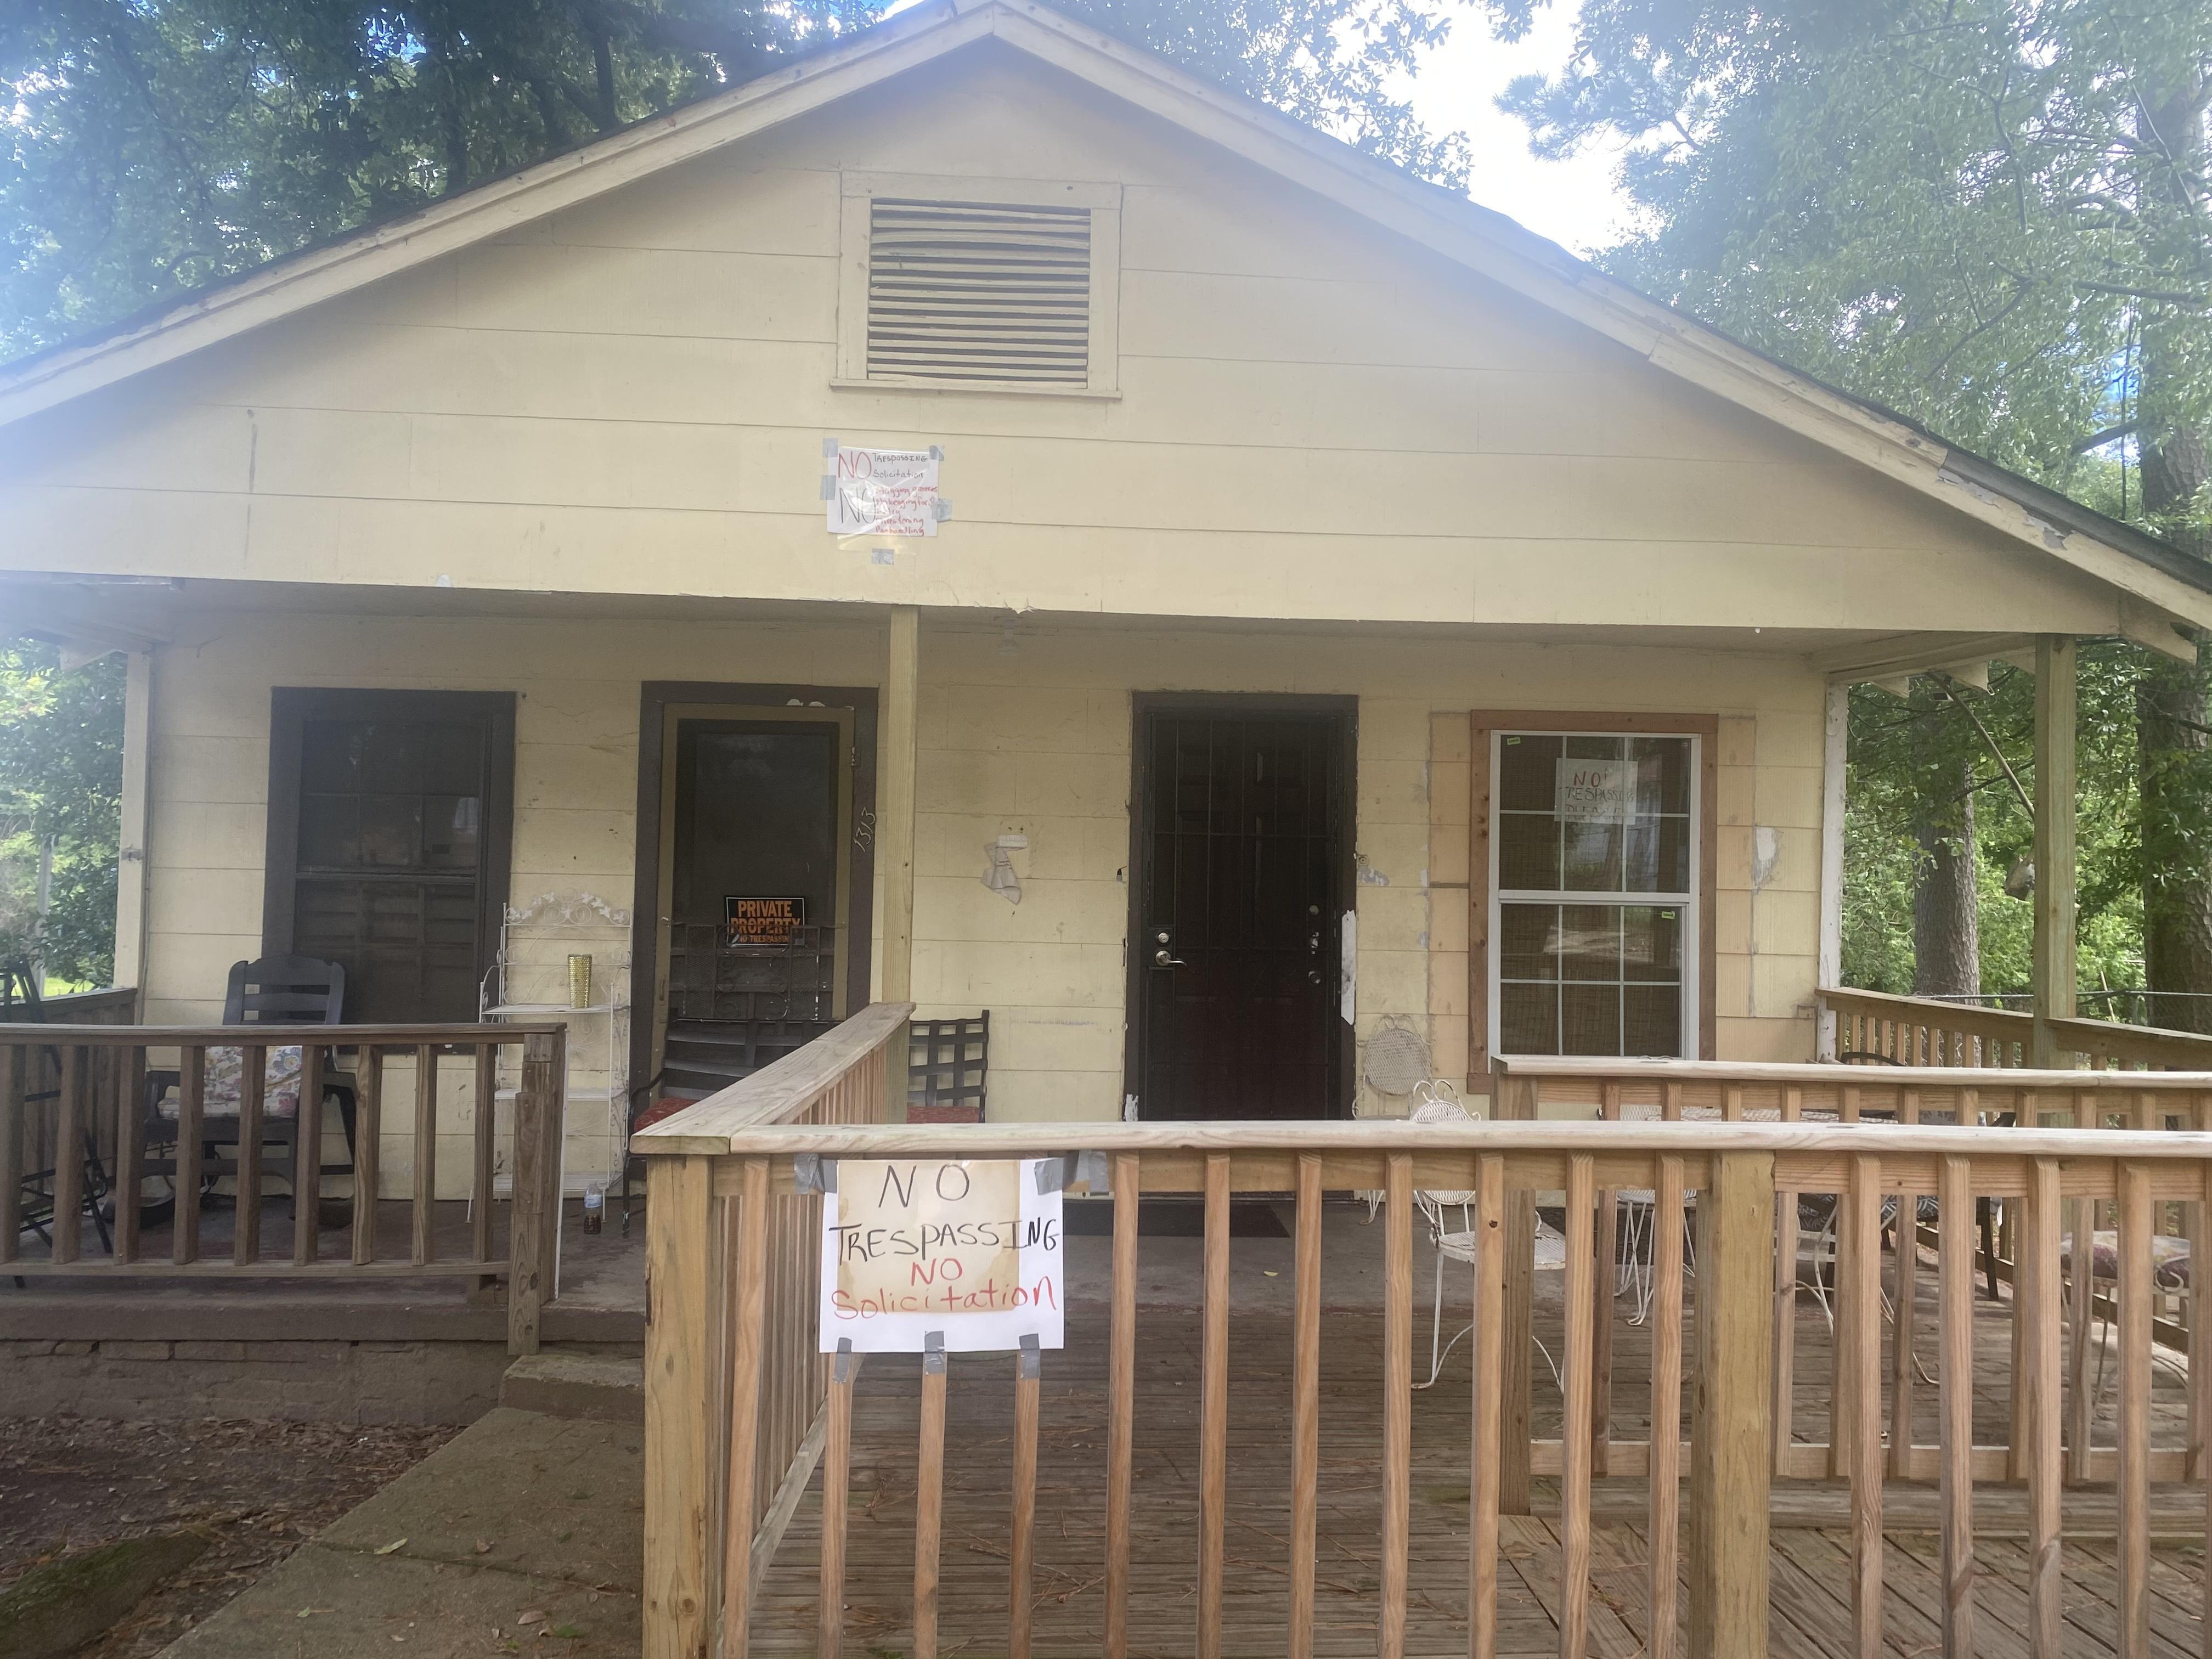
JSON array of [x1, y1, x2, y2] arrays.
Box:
[[0, 1415, 457, 1659]]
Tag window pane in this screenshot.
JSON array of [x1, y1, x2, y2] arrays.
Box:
[[297, 794, 360, 869], [1500, 982, 1558, 1053], [1496, 734, 1562, 811], [1562, 984, 1620, 1054], [1622, 907, 1683, 983], [301, 721, 363, 792], [1563, 734, 1626, 763], [422, 795, 482, 870], [357, 794, 423, 868], [1561, 820, 1622, 891], [1558, 905, 1620, 981], [1497, 812, 1560, 890], [1499, 904, 1559, 981], [1630, 737, 1691, 815], [1624, 985, 1683, 1056], [355, 722, 425, 792], [1623, 815, 1689, 894], [425, 725, 485, 796]]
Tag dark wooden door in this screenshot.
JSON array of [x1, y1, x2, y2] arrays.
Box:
[[1132, 705, 1349, 1120]]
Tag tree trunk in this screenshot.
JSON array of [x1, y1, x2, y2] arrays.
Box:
[[2137, 658, 2212, 1031], [2132, 83, 2212, 1032], [1913, 774, 1981, 1001], [1911, 692, 1980, 1003]]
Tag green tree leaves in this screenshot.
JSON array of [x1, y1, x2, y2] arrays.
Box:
[[1485, 0, 2212, 1008], [0, 642, 125, 988]]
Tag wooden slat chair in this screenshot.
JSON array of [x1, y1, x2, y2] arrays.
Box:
[[142, 956, 358, 1218]]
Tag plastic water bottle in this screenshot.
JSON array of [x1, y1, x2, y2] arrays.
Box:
[[583, 1181, 605, 1234]]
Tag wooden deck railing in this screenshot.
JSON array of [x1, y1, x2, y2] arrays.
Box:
[[636, 1040, 2212, 1659], [1821, 984, 2212, 1072], [1496, 1056, 2212, 1493], [632, 1000, 909, 1656], [1820, 985, 2038, 1066], [0, 985, 140, 1026], [0, 1020, 565, 1353]]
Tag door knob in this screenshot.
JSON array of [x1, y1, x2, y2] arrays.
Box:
[[1154, 947, 1186, 967]]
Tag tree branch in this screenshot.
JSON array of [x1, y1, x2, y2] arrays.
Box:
[[2074, 421, 2139, 453], [1938, 679, 2035, 824]]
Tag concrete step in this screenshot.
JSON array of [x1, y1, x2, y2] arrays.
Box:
[[499, 1350, 644, 1425]]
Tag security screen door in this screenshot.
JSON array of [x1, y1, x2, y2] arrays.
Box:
[[1131, 702, 1351, 1121]]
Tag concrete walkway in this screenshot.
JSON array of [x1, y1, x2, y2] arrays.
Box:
[[161, 1408, 643, 1659]]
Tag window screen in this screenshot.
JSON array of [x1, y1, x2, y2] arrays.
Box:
[[1492, 732, 1696, 1058], [266, 690, 514, 1024]]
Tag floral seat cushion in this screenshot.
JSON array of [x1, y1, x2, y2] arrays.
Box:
[[2061, 1229, 2192, 1288], [155, 1045, 304, 1121]]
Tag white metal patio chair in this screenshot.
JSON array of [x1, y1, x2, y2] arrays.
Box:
[[1406, 1090, 1568, 1390]]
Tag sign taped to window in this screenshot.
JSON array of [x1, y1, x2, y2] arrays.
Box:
[[1554, 758, 1633, 823], [725, 895, 806, 947], [819, 1158, 1064, 1353], [827, 445, 941, 538]]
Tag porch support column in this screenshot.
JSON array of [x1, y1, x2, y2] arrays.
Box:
[[114, 649, 153, 1012], [1688, 1148, 1775, 1655], [881, 607, 919, 1115], [2030, 635, 2078, 1065], [1816, 679, 1848, 1059]]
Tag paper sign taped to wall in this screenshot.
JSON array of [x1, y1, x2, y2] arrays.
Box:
[[826, 446, 941, 538], [1554, 758, 1632, 823], [819, 1159, 1064, 1353]]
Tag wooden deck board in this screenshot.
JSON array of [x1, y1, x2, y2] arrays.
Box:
[[752, 1262, 2207, 1659]]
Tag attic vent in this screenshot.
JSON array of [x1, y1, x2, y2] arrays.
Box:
[[866, 198, 1092, 386]]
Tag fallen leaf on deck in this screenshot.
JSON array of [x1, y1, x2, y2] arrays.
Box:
[[475, 1538, 495, 1554], [374, 1538, 408, 1555], [517, 1610, 547, 1626]]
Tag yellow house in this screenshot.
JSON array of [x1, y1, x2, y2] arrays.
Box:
[[5, 0, 2207, 1202]]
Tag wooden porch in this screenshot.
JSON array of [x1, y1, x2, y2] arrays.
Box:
[[753, 1291, 2208, 1658], [0, 1019, 578, 1352], [636, 1006, 2212, 1659]]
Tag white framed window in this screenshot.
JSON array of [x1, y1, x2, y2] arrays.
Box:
[[836, 171, 1121, 398], [1487, 730, 1702, 1059]]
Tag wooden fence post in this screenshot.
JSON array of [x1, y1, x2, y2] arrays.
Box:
[[1689, 1148, 1775, 1656], [1494, 1068, 1537, 1514], [644, 1154, 720, 1659], [507, 1029, 561, 1356]]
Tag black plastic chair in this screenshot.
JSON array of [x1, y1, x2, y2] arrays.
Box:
[[142, 956, 358, 1215]]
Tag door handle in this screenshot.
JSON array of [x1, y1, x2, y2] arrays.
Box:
[[1154, 948, 1186, 968]]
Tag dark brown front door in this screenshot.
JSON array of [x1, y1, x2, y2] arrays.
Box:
[[1130, 700, 1353, 1121]]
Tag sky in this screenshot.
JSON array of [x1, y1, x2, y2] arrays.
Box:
[[1396, 1, 1640, 257]]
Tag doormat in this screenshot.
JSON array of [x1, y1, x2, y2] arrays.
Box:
[[1062, 1199, 1290, 1239]]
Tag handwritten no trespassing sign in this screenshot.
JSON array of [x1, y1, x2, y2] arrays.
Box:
[[817, 1158, 1064, 1354]]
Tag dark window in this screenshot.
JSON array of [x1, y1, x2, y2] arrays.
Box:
[[264, 690, 515, 1024]]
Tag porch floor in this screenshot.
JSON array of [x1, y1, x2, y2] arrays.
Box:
[[1, 1198, 644, 1343], [749, 1201, 2208, 1658]]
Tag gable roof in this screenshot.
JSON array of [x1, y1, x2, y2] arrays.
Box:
[[3, 0, 2205, 640]]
